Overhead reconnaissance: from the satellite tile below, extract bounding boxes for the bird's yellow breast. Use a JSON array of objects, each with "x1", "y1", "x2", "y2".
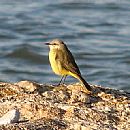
[{"x1": 49, "y1": 50, "x2": 69, "y2": 75}]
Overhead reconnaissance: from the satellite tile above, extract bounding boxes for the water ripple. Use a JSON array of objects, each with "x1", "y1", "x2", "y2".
[{"x1": 5, "y1": 44, "x2": 48, "y2": 64}]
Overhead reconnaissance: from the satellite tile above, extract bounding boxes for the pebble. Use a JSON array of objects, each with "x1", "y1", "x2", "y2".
[{"x1": 0, "y1": 108, "x2": 20, "y2": 125}]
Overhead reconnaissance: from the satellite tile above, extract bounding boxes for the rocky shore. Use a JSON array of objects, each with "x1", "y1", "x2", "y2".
[{"x1": 0, "y1": 80, "x2": 129, "y2": 130}]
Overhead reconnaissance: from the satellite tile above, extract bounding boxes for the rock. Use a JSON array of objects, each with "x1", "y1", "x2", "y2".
[
  {"x1": 0, "y1": 81, "x2": 129, "y2": 130},
  {"x1": 15, "y1": 80, "x2": 39, "y2": 92},
  {"x1": 0, "y1": 108, "x2": 20, "y2": 125}
]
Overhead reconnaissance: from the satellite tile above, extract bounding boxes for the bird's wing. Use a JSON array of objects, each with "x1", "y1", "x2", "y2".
[{"x1": 56, "y1": 48, "x2": 81, "y2": 76}]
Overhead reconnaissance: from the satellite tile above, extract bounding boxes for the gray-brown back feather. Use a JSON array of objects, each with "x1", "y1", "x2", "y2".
[{"x1": 55, "y1": 45, "x2": 81, "y2": 76}]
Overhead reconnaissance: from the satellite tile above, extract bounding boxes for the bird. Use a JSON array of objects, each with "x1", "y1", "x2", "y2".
[{"x1": 45, "y1": 39, "x2": 92, "y2": 91}]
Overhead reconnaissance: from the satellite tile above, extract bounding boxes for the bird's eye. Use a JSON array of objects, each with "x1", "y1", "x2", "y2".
[{"x1": 53, "y1": 43, "x2": 57, "y2": 45}]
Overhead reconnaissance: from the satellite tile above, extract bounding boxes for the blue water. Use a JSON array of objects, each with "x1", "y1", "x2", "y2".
[{"x1": 0, "y1": 0, "x2": 130, "y2": 92}]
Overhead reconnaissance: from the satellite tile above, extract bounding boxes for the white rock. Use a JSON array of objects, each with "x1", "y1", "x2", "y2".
[{"x1": 0, "y1": 109, "x2": 20, "y2": 125}]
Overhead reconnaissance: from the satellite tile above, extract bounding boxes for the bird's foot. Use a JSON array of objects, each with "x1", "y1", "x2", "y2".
[
  {"x1": 53, "y1": 83, "x2": 67, "y2": 91},
  {"x1": 57, "y1": 83, "x2": 67, "y2": 87}
]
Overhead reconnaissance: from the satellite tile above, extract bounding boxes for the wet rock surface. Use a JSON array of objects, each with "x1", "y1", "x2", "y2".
[{"x1": 0, "y1": 81, "x2": 129, "y2": 130}]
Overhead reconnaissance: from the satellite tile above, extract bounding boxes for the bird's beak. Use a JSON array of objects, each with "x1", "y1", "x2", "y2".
[{"x1": 44, "y1": 43, "x2": 50, "y2": 45}]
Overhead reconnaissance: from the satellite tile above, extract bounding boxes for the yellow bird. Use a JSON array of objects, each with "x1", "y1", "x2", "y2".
[{"x1": 45, "y1": 39, "x2": 91, "y2": 91}]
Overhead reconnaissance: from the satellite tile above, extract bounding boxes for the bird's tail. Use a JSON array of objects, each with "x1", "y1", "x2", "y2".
[{"x1": 78, "y1": 75, "x2": 92, "y2": 91}]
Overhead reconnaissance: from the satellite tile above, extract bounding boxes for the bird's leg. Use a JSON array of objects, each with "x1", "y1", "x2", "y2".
[
  {"x1": 62, "y1": 75, "x2": 67, "y2": 84},
  {"x1": 53, "y1": 75, "x2": 68, "y2": 91},
  {"x1": 58, "y1": 75, "x2": 65, "y2": 86}
]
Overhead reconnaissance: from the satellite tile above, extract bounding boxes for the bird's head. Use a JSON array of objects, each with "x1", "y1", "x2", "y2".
[{"x1": 45, "y1": 39, "x2": 66, "y2": 50}]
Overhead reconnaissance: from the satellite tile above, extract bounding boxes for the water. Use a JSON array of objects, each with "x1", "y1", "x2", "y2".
[{"x1": 0, "y1": 0, "x2": 130, "y2": 92}]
